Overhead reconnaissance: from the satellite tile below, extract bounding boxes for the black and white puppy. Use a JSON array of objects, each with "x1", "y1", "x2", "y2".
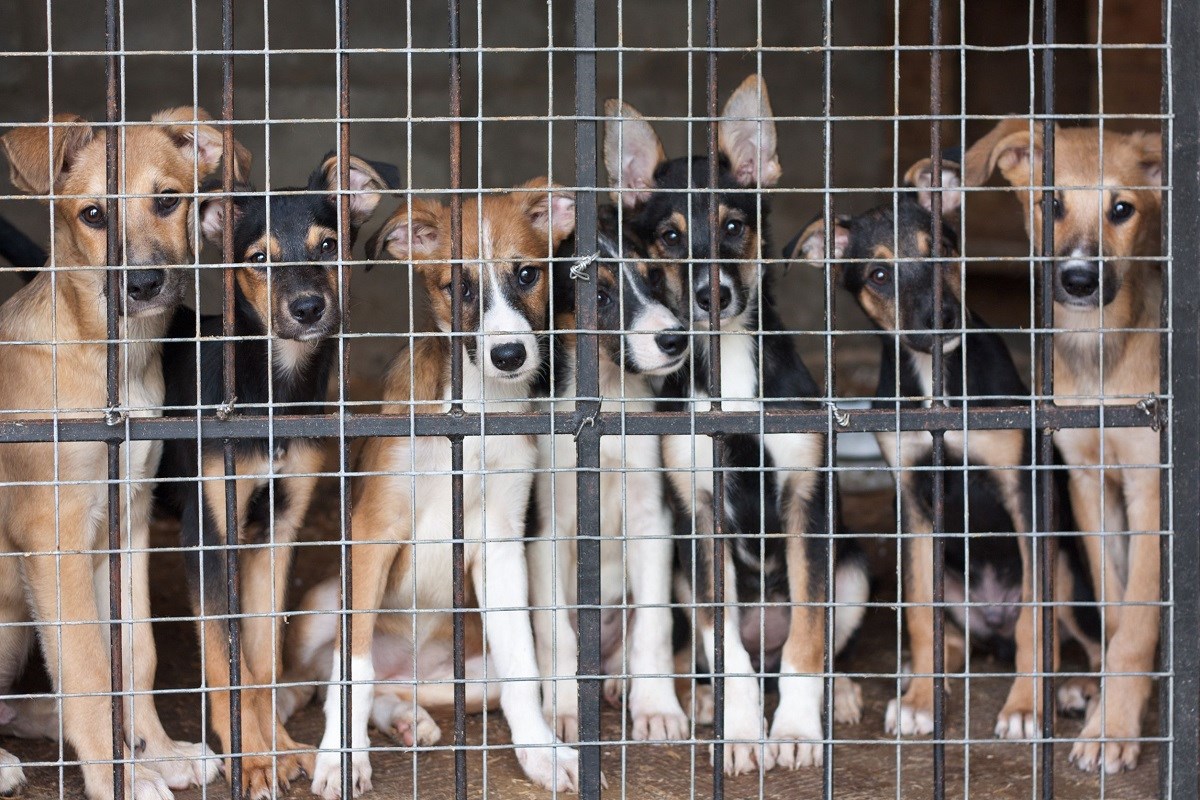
[{"x1": 605, "y1": 75, "x2": 869, "y2": 775}]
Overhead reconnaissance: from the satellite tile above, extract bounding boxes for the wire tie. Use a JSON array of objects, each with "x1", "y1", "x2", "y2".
[
  {"x1": 1136, "y1": 395, "x2": 1161, "y2": 432},
  {"x1": 825, "y1": 401, "x2": 850, "y2": 428},
  {"x1": 216, "y1": 397, "x2": 238, "y2": 421},
  {"x1": 569, "y1": 250, "x2": 599, "y2": 281},
  {"x1": 104, "y1": 407, "x2": 126, "y2": 427},
  {"x1": 573, "y1": 413, "x2": 596, "y2": 441}
]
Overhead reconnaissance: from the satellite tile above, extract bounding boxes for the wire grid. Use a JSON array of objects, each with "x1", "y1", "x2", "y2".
[{"x1": 0, "y1": 1, "x2": 1189, "y2": 799}]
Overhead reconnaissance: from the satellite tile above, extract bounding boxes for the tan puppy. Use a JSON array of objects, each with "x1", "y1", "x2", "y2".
[
  {"x1": 0, "y1": 108, "x2": 244, "y2": 800},
  {"x1": 966, "y1": 119, "x2": 1162, "y2": 774}
]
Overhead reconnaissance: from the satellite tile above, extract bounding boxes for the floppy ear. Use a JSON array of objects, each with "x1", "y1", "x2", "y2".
[
  {"x1": 1129, "y1": 131, "x2": 1163, "y2": 186},
  {"x1": 785, "y1": 215, "x2": 851, "y2": 265},
  {"x1": 367, "y1": 199, "x2": 445, "y2": 263},
  {"x1": 317, "y1": 153, "x2": 401, "y2": 229},
  {"x1": 962, "y1": 118, "x2": 1049, "y2": 188},
  {"x1": 1, "y1": 114, "x2": 94, "y2": 195},
  {"x1": 152, "y1": 106, "x2": 250, "y2": 182},
  {"x1": 198, "y1": 191, "x2": 249, "y2": 248},
  {"x1": 519, "y1": 177, "x2": 576, "y2": 250},
  {"x1": 718, "y1": 74, "x2": 782, "y2": 188},
  {"x1": 603, "y1": 99, "x2": 665, "y2": 209},
  {"x1": 904, "y1": 157, "x2": 963, "y2": 215}
]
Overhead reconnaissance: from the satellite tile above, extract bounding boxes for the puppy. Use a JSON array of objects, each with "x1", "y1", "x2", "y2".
[
  {"x1": 789, "y1": 158, "x2": 1101, "y2": 740},
  {"x1": 605, "y1": 75, "x2": 869, "y2": 775},
  {"x1": 527, "y1": 206, "x2": 690, "y2": 743},
  {"x1": 0, "y1": 108, "x2": 238, "y2": 800},
  {"x1": 155, "y1": 152, "x2": 396, "y2": 798},
  {"x1": 965, "y1": 119, "x2": 1163, "y2": 774},
  {"x1": 299, "y1": 179, "x2": 580, "y2": 797}
]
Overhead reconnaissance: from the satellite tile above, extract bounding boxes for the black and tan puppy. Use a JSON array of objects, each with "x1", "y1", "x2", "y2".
[
  {"x1": 605, "y1": 75, "x2": 869, "y2": 775},
  {"x1": 965, "y1": 120, "x2": 1163, "y2": 774},
  {"x1": 156, "y1": 152, "x2": 396, "y2": 799},
  {"x1": 790, "y1": 158, "x2": 1101, "y2": 742},
  {"x1": 0, "y1": 107, "x2": 241, "y2": 800}
]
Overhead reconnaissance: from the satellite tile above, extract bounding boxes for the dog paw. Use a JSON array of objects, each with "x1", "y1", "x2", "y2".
[
  {"x1": 0, "y1": 751, "x2": 24, "y2": 798},
  {"x1": 993, "y1": 708, "x2": 1038, "y2": 740},
  {"x1": 542, "y1": 678, "x2": 580, "y2": 743},
  {"x1": 1069, "y1": 716, "x2": 1142, "y2": 775},
  {"x1": 602, "y1": 677, "x2": 625, "y2": 708},
  {"x1": 714, "y1": 708, "x2": 771, "y2": 776},
  {"x1": 690, "y1": 684, "x2": 715, "y2": 726},
  {"x1": 768, "y1": 714, "x2": 823, "y2": 770},
  {"x1": 129, "y1": 769, "x2": 173, "y2": 800},
  {"x1": 240, "y1": 748, "x2": 313, "y2": 800},
  {"x1": 629, "y1": 679, "x2": 688, "y2": 741},
  {"x1": 380, "y1": 700, "x2": 442, "y2": 747},
  {"x1": 515, "y1": 744, "x2": 581, "y2": 792},
  {"x1": 311, "y1": 750, "x2": 372, "y2": 800},
  {"x1": 884, "y1": 698, "x2": 934, "y2": 736},
  {"x1": 141, "y1": 738, "x2": 219, "y2": 790},
  {"x1": 1057, "y1": 677, "x2": 1099, "y2": 719},
  {"x1": 833, "y1": 677, "x2": 863, "y2": 725}
]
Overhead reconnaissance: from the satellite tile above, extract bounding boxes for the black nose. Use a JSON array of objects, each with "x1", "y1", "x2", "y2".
[
  {"x1": 932, "y1": 303, "x2": 959, "y2": 332},
  {"x1": 655, "y1": 330, "x2": 687, "y2": 356},
  {"x1": 1060, "y1": 265, "x2": 1100, "y2": 297},
  {"x1": 490, "y1": 342, "x2": 527, "y2": 372},
  {"x1": 126, "y1": 269, "x2": 164, "y2": 302},
  {"x1": 289, "y1": 295, "x2": 327, "y2": 325},
  {"x1": 695, "y1": 284, "x2": 732, "y2": 311}
]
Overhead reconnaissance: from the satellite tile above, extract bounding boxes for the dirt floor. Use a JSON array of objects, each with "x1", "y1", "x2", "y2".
[{"x1": 4, "y1": 475, "x2": 1161, "y2": 800}]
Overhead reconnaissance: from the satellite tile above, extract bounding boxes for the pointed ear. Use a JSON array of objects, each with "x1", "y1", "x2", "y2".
[
  {"x1": 718, "y1": 74, "x2": 781, "y2": 188},
  {"x1": 367, "y1": 199, "x2": 445, "y2": 263},
  {"x1": 519, "y1": 177, "x2": 576, "y2": 250},
  {"x1": 1, "y1": 114, "x2": 94, "y2": 195},
  {"x1": 1129, "y1": 131, "x2": 1163, "y2": 186},
  {"x1": 152, "y1": 106, "x2": 252, "y2": 182},
  {"x1": 963, "y1": 118, "x2": 1047, "y2": 188},
  {"x1": 603, "y1": 99, "x2": 665, "y2": 209},
  {"x1": 318, "y1": 153, "x2": 401, "y2": 229},
  {"x1": 785, "y1": 215, "x2": 850, "y2": 264},
  {"x1": 904, "y1": 157, "x2": 963, "y2": 215}
]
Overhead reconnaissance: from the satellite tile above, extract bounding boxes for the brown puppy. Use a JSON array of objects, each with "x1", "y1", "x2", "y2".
[
  {"x1": 966, "y1": 120, "x2": 1162, "y2": 774},
  {"x1": 0, "y1": 109, "x2": 245, "y2": 799}
]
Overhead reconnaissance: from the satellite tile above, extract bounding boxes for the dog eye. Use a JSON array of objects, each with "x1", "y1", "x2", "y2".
[
  {"x1": 516, "y1": 265, "x2": 540, "y2": 287},
  {"x1": 320, "y1": 237, "x2": 338, "y2": 254},
  {"x1": 80, "y1": 205, "x2": 106, "y2": 228},
  {"x1": 155, "y1": 190, "x2": 180, "y2": 216},
  {"x1": 660, "y1": 228, "x2": 681, "y2": 247},
  {"x1": 1051, "y1": 197, "x2": 1065, "y2": 220},
  {"x1": 461, "y1": 280, "x2": 475, "y2": 301},
  {"x1": 1109, "y1": 200, "x2": 1136, "y2": 223},
  {"x1": 869, "y1": 267, "x2": 890, "y2": 286},
  {"x1": 724, "y1": 219, "x2": 744, "y2": 238},
  {"x1": 597, "y1": 288, "x2": 612, "y2": 308},
  {"x1": 248, "y1": 251, "x2": 268, "y2": 264}
]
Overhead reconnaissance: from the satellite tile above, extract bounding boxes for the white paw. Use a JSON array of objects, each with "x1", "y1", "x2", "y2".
[
  {"x1": 377, "y1": 698, "x2": 442, "y2": 747},
  {"x1": 311, "y1": 750, "x2": 372, "y2": 800},
  {"x1": 768, "y1": 710, "x2": 823, "y2": 770},
  {"x1": 130, "y1": 768, "x2": 173, "y2": 800},
  {"x1": 629, "y1": 680, "x2": 688, "y2": 741},
  {"x1": 994, "y1": 710, "x2": 1038, "y2": 740},
  {"x1": 141, "y1": 738, "x2": 219, "y2": 790},
  {"x1": 0, "y1": 751, "x2": 24, "y2": 797},
  {"x1": 716, "y1": 707, "x2": 771, "y2": 776},
  {"x1": 833, "y1": 677, "x2": 863, "y2": 725},
  {"x1": 1056, "y1": 677, "x2": 1099, "y2": 718},
  {"x1": 884, "y1": 698, "x2": 934, "y2": 736},
  {"x1": 542, "y1": 680, "x2": 580, "y2": 743},
  {"x1": 515, "y1": 743, "x2": 580, "y2": 792}
]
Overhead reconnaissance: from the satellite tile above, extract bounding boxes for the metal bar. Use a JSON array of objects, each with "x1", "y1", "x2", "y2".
[
  {"x1": 103, "y1": 1, "x2": 125, "y2": 796},
  {"x1": 219, "y1": 1, "x2": 242, "y2": 795},
  {"x1": 445, "y1": 0, "x2": 467, "y2": 794},
  {"x1": 573, "y1": 0, "x2": 603, "y2": 796}
]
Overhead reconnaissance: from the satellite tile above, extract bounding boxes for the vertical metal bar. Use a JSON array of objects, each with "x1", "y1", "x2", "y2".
[
  {"x1": 103, "y1": 1, "x2": 125, "y2": 796},
  {"x1": 219, "y1": 1, "x2": 242, "y2": 796},
  {"x1": 703, "y1": 4, "x2": 725, "y2": 800},
  {"x1": 445, "y1": 1, "x2": 467, "y2": 796},
  {"x1": 1168, "y1": 0, "x2": 1199, "y2": 794},
  {"x1": 927, "y1": 3, "x2": 946, "y2": 799},
  {"x1": 1037, "y1": 3, "x2": 1057, "y2": 795},
  {"x1": 573, "y1": 0, "x2": 602, "y2": 797}
]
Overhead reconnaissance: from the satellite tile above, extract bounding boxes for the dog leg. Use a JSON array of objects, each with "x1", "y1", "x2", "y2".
[
  {"x1": 527, "y1": 518, "x2": 580, "y2": 742},
  {"x1": 0, "y1": 560, "x2": 30, "y2": 797},
  {"x1": 770, "y1": 531, "x2": 825, "y2": 769},
  {"x1": 996, "y1": 535, "x2": 1058, "y2": 739}
]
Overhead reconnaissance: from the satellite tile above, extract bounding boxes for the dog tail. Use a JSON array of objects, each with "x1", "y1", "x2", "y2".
[
  {"x1": 832, "y1": 542, "x2": 871, "y2": 657},
  {"x1": 0, "y1": 214, "x2": 46, "y2": 283}
]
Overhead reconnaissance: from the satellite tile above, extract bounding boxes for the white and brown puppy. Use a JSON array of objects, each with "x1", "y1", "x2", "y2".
[
  {"x1": 966, "y1": 120, "x2": 1162, "y2": 774},
  {"x1": 0, "y1": 108, "x2": 244, "y2": 800},
  {"x1": 297, "y1": 179, "x2": 580, "y2": 798},
  {"x1": 528, "y1": 207, "x2": 690, "y2": 743}
]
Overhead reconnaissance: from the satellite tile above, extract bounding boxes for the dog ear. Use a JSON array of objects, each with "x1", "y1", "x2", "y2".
[
  {"x1": 316, "y1": 153, "x2": 401, "y2": 230},
  {"x1": 963, "y1": 118, "x2": 1048, "y2": 188},
  {"x1": 719, "y1": 74, "x2": 782, "y2": 188},
  {"x1": 1128, "y1": 131, "x2": 1163, "y2": 186},
  {"x1": 785, "y1": 215, "x2": 851, "y2": 265},
  {"x1": 1, "y1": 114, "x2": 94, "y2": 195},
  {"x1": 904, "y1": 157, "x2": 963, "y2": 215},
  {"x1": 367, "y1": 199, "x2": 445, "y2": 264},
  {"x1": 152, "y1": 106, "x2": 251, "y2": 182},
  {"x1": 603, "y1": 99, "x2": 665, "y2": 209},
  {"x1": 519, "y1": 177, "x2": 576, "y2": 251},
  {"x1": 198, "y1": 192, "x2": 247, "y2": 249}
]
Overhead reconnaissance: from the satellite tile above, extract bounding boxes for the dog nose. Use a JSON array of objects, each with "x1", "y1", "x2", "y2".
[
  {"x1": 695, "y1": 284, "x2": 731, "y2": 312},
  {"x1": 126, "y1": 269, "x2": 164, "y2": 302},
  {"x1": 289, "y1": 295, "x2": 327, "y2": 325},
  {"x1": 1059, "y1": 264, "x2": 1100, "y2": 297},
  {"x1": 935, "y1": 303, "x2": 959, "y2": 332},
  {"x1": 981, "y1": 606, "x2": 1010, "y2": 630},
  {"x1": 655, "y1": 330, "x2": 687, "y2": 357},
  {"x1": 490, "y1": 342, "x2": 527, "y2": 372}
]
